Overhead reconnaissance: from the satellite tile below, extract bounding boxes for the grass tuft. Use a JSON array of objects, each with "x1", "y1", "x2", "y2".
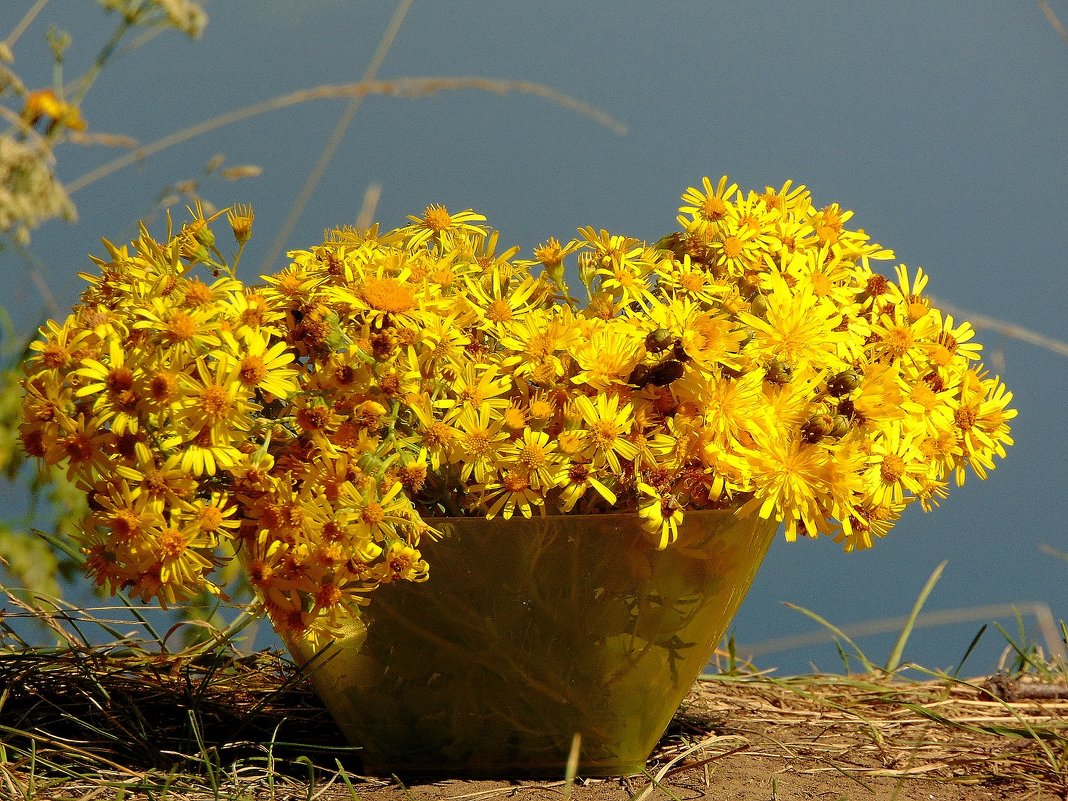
[{"x1": 0, "y1": 591, "x2": 1065, "y2": 799}]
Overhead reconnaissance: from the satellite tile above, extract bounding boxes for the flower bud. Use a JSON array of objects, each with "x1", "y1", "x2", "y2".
[
  {"x1": 827, "y1": 369, "x2": 861, "y2": 397},
  {"x1": 801, "y1": 414, "x2": 834, "y2": 443},
  {"x1": 764, "y1": 360, "x2": 792, "y2": 385},
  {"x1": 227, "y1": 204, "x2": 254, "y2": 245}
]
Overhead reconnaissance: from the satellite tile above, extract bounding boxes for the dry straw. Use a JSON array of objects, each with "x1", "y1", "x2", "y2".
[{"x1": 0, "y1": 594, "x2": 1065, "y2": 800}]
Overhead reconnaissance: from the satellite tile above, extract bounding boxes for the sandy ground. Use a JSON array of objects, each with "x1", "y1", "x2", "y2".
[
  {"x1": 2, "y1": 646, "x2": 1064, "y2": 800},
  {"x1": 333, "y1": 676, "x2": 1065, "y2": 801}
]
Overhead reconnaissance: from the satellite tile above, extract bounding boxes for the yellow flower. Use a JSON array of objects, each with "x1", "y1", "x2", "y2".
[
  {"x1": 28, "y1": 318, "x2": 93, "y2": 375},
  {"x1": 554, "y1": 459, "x2": 617, "y2": 513},
  {"x1": 222, "y1": 329, "x2": 299, "y2": 401},
  {"x1": 436, "y1": 363, "x2": 512, "y2": 423},
  {"x1": 739, "y1": 433, "x2": 828, "y2": 542},
  {"x1": 450, "y1": 406, "x2": 509, "y2": 483},
  {"x1": 499, "y1": 428, "x2": 561, "y2": 491},
  {"x1": 570, "y1": 324, "x2": 643, "y2": 391},
  {"x1": 45, "y1": 412, "x2": 113, "y2": 482},
  {"x1": 863, "y1": 426, "x2": 927, "y2": 507},
  {"x1": 678, "y1": 176, "x2": 739, "y2": 228},
  {"x1": 134, "y1": 297, "x2": 222, "y2": 357},
  {"x1": 226, "y1": 289, "x2": 286, "y2": 334},
  {"x1": 533, "y1": 236, "x2": 581, "y2": 290},
  {"x1": 835, "y1": 498, "x2": 909, "y2": 552},
  {"x1": 145, "y1": 520, "x2": 221, "y2": 607},
  {"x1": 72, "y1": 337, "x2": 145, "y2": 435},
  {"x1": 499, "y1": 307, "x2": 581, "y2": 381},
  {"x1": 401, "y1": 204, "x2": 487, "y2": 249},
  {"x1": 677, "y1": 306, "x2": 748, "y2": 373},
  {"x1": 868, "y1": 305, "x2": 940, "y2": 367},
  {"x1": 577, "y1": 227, "x2": 662, "y2": 311},
  {"x1": 657, "y1": 254, "x2": 724, "y2": 307},
  {"x1": 926, "y1": 312, "x2": 982, "y2": 368},
  {"x1": 682, "y1": 370, "x2": 764, "y2": 449},
  {"x1": 175, "y1": 357, "x2": 254, "y2": 444},
  {"x1": 114, "y1": 458, "x2": 198, "y2": 511},
  {"x1": 709, "y1": 221, "x2": 764, "y2": 276},
  {"x1": 477, "y1": 470, "x2": 544, "y2": 520},
  {"x1": 739, "y1": 275, "x2": 843, "y2": 369},
  {"x1": 375, "y1": 540, "x2": 429, "y2": 584},
  {"x1": 952, "y1": 370, "x2": 1016, "y2": 482},
  {"x1": 463, "y1": 272, "x2": 547, "y2": 331},
  {"x1": 187, "y1": 492, "x2": 240, "y2": 535},
  {"x1": 572, "y1": 394, "x2": 639, "y2": 474},
  {"x1": 22, "y1": 87, "x2": 87, "y2": 132},
  {"x1": 16, "y1": 179, "x2": 1018, "y2": 635},
  {"x1": 637, "y1": 483, "x2": 684, "y2": 549},
  {"x1": 892, "y1": 264, "x2": 933, "y2": 323}
]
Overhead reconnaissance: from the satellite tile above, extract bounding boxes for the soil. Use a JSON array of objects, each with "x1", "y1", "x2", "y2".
[
  {"x1": 332, "y1": 675, "x2": 1066, "y2": 801},
  {"x1": 2, "y1": 647, "x2": 1064, "y2": 800}
]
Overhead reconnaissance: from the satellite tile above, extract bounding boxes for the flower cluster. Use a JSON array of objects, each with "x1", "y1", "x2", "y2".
[{"x1": 20, "y1": 177, "x2": 1015, "y2": 642}]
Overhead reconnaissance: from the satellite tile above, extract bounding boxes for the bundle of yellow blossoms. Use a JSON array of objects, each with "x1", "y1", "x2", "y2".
[{"x1": 19, "y1": 177, "x2": 1016, "y2": 642}]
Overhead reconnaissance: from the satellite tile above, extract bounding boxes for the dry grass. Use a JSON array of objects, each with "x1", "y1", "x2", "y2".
[{"x1": 0, "y1": 595, "x2": 1065, "y2": 801}]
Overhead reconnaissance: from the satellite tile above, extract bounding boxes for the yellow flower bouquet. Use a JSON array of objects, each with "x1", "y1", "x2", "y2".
[{"x1": 19, "y1": 177, "x2": 1016, "y2": 775}]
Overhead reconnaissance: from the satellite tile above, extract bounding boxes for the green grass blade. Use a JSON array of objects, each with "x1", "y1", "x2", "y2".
[
  {"x1": 952, "y1": 623, "x2": 988, "y2": 677},
  {"x1": 885, "y1": 560, "x2": 946, "y2": 673},
  {"x1": 334, "y1": 760, "x2": 362, "y2": 800},
  {"x1": 783, "y1": 602, "x2": 875, "y2": 673}
]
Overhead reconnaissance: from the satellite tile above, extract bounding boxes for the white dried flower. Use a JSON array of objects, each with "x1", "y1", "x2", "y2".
[
  {"x1": 97, "y1": 0, "x2": 208, "y2": 39},
  {"x1": 0, "y1": 136, "x2": 77, "y2": 245}
]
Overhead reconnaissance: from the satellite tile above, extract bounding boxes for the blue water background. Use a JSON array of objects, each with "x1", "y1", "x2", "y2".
[{"x1": 2, "y1": 2, "x2": 1065, "y2": 675}]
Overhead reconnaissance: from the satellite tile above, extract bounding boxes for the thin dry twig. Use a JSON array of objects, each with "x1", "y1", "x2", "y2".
[
  {"x1": 1040, "y1": 0, "x2": 1068, "y2": 44},
  {"x1": 66, "y1": 77, "x2": 627, "y2": 196},
  {"x1": 263, "y1": 0, "x2": 414, "y2": 274},
  {"x1": 932, "y1": 295, "x2": 1068, "y2": 359},
  {"x1": 2, "y1": 0, "x2": 50, "y2": 52}
]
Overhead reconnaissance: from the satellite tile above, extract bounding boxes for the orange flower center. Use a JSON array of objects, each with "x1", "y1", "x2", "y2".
[
  {"x1": 63, "y1": 432, "x2": 93, "y2": 462},
  {"x1": 239, "y1": 355, "x2": 267, "y2": 386},
  {"x1": 42, "y1": 343, "x2": 69, "y2": 369},
  {"x1": 722, "y1": 236, "x2": 744, "y2": 259},
  {"x1": 422, "y1": 421, "x2": 453, "y2": 448},
  {"x1": 166, "y1": 312, "x2": 197, "y2": 342},
  {"x1": 106, "y1": 367, "x2": 134, "y2": 394},
  {"x1": 954, "y1": 406, "x2": 978, "y2": 431},
  {"x1": 361, "y1": 502, "x2": 385, "y2": 526},
  {"x1": 149, "y1": 372, "x2": 177, "y2": 403},
  {"x1": 200, "y1": 385, "x2": 231, "y2": 418},
  {"x1": 486, "y1": 299, "x2": 514, "y2": 323},
  {"x1": 816, "y1": 225, "x2": 840, "y2": 246},
  {"x1": 316, "y1": 584, "x2": 343, "y2": 608},
  {"x1": 159, "y1": 528, "x2": 187, "y2": 558},
  {"x1": 360, "y1": 277, "x2": 416, "y2": 313},
  {"x1": 422, "y1": 204, "x2": 452, "y2": 231},
  {"x1": 502, "y1": 472, "x2": 530, "y2": 492},
  {"x1": 701, "y1": 196, "x2": 727, "y2": 221},
  {"x1": 589, "y1": 420, "x2": 621, "y2": 448},
  {"x1": 196, "y1": 506, "x2": 225, "y2": 532},
  {"x1": 111, "y1": 509, "x2": 141, "y2": 540},
  {"x1": 518, "y1": 441, "x2": 548, "y2": 471},
  {"x1": 679, "y1": 273, "x2": 705, "y2": 293},
  {"x1": 183, "y1": 279, "x2": 214, "y2": 308},
  {"x1": 296, "y1": 406, "x2": 331, "y2": 431},
  {"x1": 880, "y1": 454, "x2": 905, "y2": 484},
  {"x1": 465, "y1": 429, "x2": 491, "y2": 458},
  {"x1": 866, "y1": 274, "x2": 889, "y2": 296},
  {"x1": 882, "y1": 326, "x2": 914, "y2": 358}
]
